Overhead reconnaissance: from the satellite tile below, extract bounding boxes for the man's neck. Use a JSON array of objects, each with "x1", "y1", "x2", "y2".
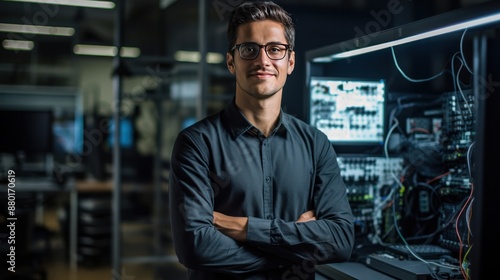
[{"x1": 235, "y1": 94, "x2": 281, "y2": 137}]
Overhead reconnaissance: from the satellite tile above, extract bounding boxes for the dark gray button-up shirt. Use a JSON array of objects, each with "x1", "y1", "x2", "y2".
[{"x1": 169, "y1": 99, "x2": 355, "y2": 279}]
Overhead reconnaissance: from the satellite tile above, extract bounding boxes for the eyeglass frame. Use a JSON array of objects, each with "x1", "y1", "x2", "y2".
[{"x1": 230, "y1": 42, "x2": 291, "y2": 60}]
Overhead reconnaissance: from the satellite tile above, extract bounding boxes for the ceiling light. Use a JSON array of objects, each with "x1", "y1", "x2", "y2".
[
  {"x1": 4, "y1": 0, "x2": 115, "y2": 9},
  {"x1": 174, "y1": 50, "x2": 200, "y2": 63},
  {"x1": 206, "y1": 53, "x2": 224, "y2": 64},
  {"x1": 330, "y1": 13, "x2": 500, "y2": 60},
  {"x1": 174, "y1": 50, "x2": 224, "y2": 64},
  {"x1": 120, "y1": 47, "x2": 141, "y2": 58},
  {"x1": 311, "y1": 7, "x2": 500, "y2": 63},
  {"x1": 2, "y1": 39, "x2": 34, "y2": 51},
  {"x1": 73, "y1": 44, "x2": 141, "y2": 58},
  {"x1": 0, "y1": 23, "x2": 74, "y2": 36}
]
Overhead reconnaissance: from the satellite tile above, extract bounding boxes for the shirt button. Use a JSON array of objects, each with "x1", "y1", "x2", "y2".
[{"x1": 265, "y1": 176, "x2": 271, "y2": 183}]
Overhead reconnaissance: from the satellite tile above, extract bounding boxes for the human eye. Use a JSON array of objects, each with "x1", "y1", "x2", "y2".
[
  {"x1": 267, "y1": 45, "x2": 283, "y2": 54},
  {"x1": 241, "y1": 44, "x2": 258, "y2": 54}
]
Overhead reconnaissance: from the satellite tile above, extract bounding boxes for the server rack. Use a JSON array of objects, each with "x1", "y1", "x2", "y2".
[{"x1": 306, "y1": 2, "x2": 500, "y2": 279}]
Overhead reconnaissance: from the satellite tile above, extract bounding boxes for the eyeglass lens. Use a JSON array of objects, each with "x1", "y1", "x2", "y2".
[{"x1": 238, "y1": 43, "x2": 288, "y2": 60}]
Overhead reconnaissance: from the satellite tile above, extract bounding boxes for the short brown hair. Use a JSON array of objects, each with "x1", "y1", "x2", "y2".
[{"x1": 227, "y1": 1, "x2": 295, "y2": 53}]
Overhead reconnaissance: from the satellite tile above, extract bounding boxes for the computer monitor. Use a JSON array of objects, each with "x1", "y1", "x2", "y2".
[
  {"x1": 53, "y1": 114, "x2": 84, "y2": 155},
  {"x1": 0, "y1": 109, "x2": 54, "y2": 154},
  {"x1": 108, "y1": 117, "x2": 134, "y2": 149},
  {"x1": 309, "y1": 77, "x2": 386, "y2": 154}
]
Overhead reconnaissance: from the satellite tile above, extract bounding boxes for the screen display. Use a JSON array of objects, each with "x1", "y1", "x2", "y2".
[
  {"x1": 309, "y1": 77, "x2": 385, "y2": 144},
  {"x1": 108, "y1": 117, "x2": 134, "y2": 149},
  {"x1": 53, "y1": 115, "x2": 83, "y2": 155}
]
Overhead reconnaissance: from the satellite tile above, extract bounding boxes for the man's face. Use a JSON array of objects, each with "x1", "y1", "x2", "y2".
[{"x1": 227, "y1": 20, "x2": 295, "y2": 100}]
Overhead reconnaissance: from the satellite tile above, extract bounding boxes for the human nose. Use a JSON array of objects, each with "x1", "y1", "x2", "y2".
[{"x1": 255, "y1": 46, "x2": 270, "y2": 64}]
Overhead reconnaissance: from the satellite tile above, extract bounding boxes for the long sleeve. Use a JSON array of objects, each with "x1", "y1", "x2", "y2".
[
  {"x1": 245, "y1": 135, "x2": 355, "y2": 264},
  {"x1": 168, "y1": 102, "x2": 355, "y2": 279},
  {"x1": 169, "y1": 131, "x2": 292, "y2": 275}
]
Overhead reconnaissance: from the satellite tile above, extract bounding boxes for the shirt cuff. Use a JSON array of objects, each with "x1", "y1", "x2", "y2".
[{"x1": 246, "y1": 216, "x2": 272, "y2": 245}]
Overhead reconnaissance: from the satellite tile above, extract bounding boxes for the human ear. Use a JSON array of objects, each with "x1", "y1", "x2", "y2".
[
  {"x1": 287, "y1": 51, "x2": 295, "y2": 75},
  {"x1": 227, "y1": 53, "x2": 235, "y2": 74}
]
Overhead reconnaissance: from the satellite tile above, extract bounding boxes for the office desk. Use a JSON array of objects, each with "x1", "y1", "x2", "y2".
[
  {"x1": 3, "y1": 177, "x2": 76, "y2": 277},
  {"x1": 4, "y1": 176, "x2": 163, "y2": 278},
  {"x1": 4, "y1": 178, "x2": 113, "y2": 280},
  {"x1": 6, "y1": 177, "x2": 73, "y2": 221}
]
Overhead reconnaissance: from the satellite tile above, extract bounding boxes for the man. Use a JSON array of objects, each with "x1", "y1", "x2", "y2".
[{"x1": 169, "y1": 1, "x2": 355, "y2": 279}]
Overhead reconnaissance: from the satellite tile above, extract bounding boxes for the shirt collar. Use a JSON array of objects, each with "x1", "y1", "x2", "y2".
[{"x1": 224, "y1": 98, "x2": 289, "y2": 139}]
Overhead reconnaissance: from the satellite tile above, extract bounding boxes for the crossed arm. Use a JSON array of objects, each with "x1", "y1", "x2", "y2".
[
  {"x1": 213, "y1": 210, "x2": 316, "y2": 242},
  {"x1": 170, "y1": 130, "x2": 355, "y2": 273}
]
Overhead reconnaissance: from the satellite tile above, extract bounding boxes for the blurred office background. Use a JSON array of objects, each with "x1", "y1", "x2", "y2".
[{"x1": 0, "y1": 0, "x2": 490, "y2": 279}]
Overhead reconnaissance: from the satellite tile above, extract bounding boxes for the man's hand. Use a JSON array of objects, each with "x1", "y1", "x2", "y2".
[
  {"x1": 213, "y1": 211, "x2": 248, "y2": 242},
  {"x1": 296, "y1": 210, "x2": 316, "y2": 223}
]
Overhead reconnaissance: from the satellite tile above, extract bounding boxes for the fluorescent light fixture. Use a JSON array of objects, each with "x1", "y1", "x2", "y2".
[
  {"x1": 320, "y1": 12, "x2": 500, "y2": 62},
  {"x1": 175, "y1": 50, "x2": 200, "y2": 63},
  {"x1": 2, "y1": 39, "x2": 34, "y2": 51},
  {"x1": 0, "y1": 23, "x2": 74, "y2": 36},
  {"x1": 174, "y1": 50, "x2": 225, "y2": 64},
  {"x1": 73, "y1": 44, "x2": 141, "y2": 58},
  {"x1": 4, "y1": 0, "x2": 115, "y2": 9},
  {"x1": 120, "y1": 47, "x2": 141, "y2": 58},
  {"x1": 206, "y1": 53, "x2": 225, "y2": 64}
]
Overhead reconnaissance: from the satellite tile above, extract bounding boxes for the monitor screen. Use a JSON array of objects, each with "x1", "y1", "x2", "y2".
[
  {"x1": 309, "y1": 77, "x2": 386, "y2": 148},
  {"x1": 108, "y1": 117, "x2": 134, "y2": 149},
  {"x1": 53, "y1": 114, "x2": 84, "y2": 155},
  {"x1": 0, "y1": 109, "x2": 54, "y2": 153}
]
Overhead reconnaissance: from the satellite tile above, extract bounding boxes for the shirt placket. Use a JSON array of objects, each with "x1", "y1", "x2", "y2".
[{"x1": 261, "y1": 137, "x2": 274, "y2": 220}]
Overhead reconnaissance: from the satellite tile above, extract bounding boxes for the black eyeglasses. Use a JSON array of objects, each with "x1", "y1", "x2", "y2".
[{"x1": 231, "y1": 43, "x2": 290, "y2": 60}]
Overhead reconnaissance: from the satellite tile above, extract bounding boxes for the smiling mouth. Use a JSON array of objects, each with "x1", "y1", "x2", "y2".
[{"x1": 251, "y1": 72, "x2": 274, "y2": 79}]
